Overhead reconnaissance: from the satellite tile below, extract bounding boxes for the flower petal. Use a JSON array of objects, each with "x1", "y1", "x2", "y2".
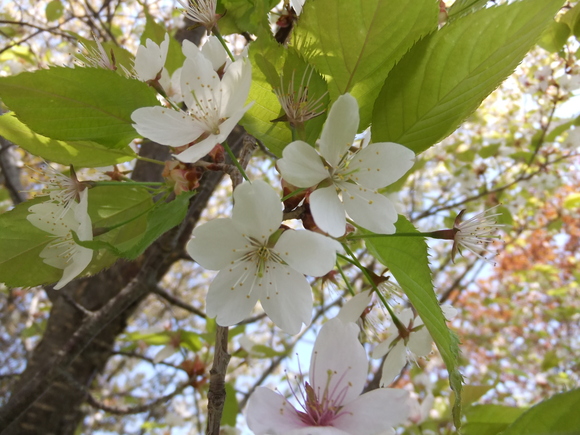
[
  {"x1": 408, "y1": 327, "x2": 433, "y2": 358},
  {"x1": 201, "y1": 36, "x2": 228, "y2": 72},
  {"x1": 275, "y1": 230, "x2": 340, "y2": 277},
  {"x1": 348, "y1": 142, "x2": 415, "y2": 189},
  {"x1": 173, "y1": 134, "x2": 220, "y2": 164},
  {"x1": 309, "y1": 185, "x2": 346, "y2": 237},
  {"x1": 259, "y1": 265, "x2": 312, "y2": 334},
  {"x1": 246, "y1": 387, "x2": 306, "y2": 434},
  {"x1": 134, "y1": 34, "x2": 169, "y2": 82},
  {"x1": 187, "y1": 218, "x2": 249, "y2": 270},
  {"x1": 232, "y1": 180, "x2": 282, "y2": 240},
  {"x1": 205, "y1": 262, "x2": 261, "y2": 326},
  {"x1": 332, "y1": 388, "x2": 412, "y2": 433},
  {"x1": 277, "y1": 141, "x2": 329, "y2": 188},
  {"x1": 132, "y1": 106, "x2": 205, "y2": 146},
  {"x1": 220, "y1": 57, "x2": 252, "y2": 118},
  {"x1": 310, "y1": 318, "x2": 367, "y2": 404},
  {"x1": 214, "y1": 103, "x2": 254, "y2": 144},
  {"x1": 341, "y1": 183, "x2": 397, "y2": 234},
  {"x1": 27, "y1": 201, "x2": 76, "y2": 237},
  {"x1": 180, "y1": 56, "x2": 221, "y2": 111},
  {"x1": 336, "y1": 290, "x2": 373, "y2": 324},
  {"x1": 380, "y1": 340, "x2": 407, "y2": 386},
  {"x1": 319, "y1": 94, "x2": 359, "y2": 167}
]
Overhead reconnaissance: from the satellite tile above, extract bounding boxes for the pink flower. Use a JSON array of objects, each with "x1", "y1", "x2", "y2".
[{"x1": 245, "y1": 318, "x2": 412, "y2": 434}]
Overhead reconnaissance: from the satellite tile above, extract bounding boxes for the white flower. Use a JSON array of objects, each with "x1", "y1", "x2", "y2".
[
  {"x1": 182, "y1": 37, "x2": 228, "y2": 72},
  {"x1": 451, "y1": 205, "x2": 504, "y2": 264},
  {"x1": 186, "y1": 180, "x2": 340, "y2": 334},
  {"x1": 245, "y1": 317, "x2": 412, "y2": 434},
  {"x1": 558, "y1": 74, "x2": 580, "y2": 93},
  {"x1": 39, "y1": 163, "x2": 85, "y2": 213},
  {"x1": 134, "y1": 34, "x2": 170, "y2": 82},
  {"x1": 27, "y1": 189, "x2": 93, "y2": 290},
  {"x1": 78, "y1": 34, "x2": 116, "y2": 70},
  {"x1": 372, "y1": 306, "x2": 457, "y2": 387},
  {"x1": 131, "y1": 40, "x2": 252, "y2": 164},
  {"x1": 273, "y1": 66, "x2": 327, "y2": 127},
  {"x1": 290, "y1": 0, "x2": 305, "y2": 15},
  {"x1": 277, "y1": 94, "x2": 415, "y2": 237},
  {"x1": 177, "y1": 0, "x2": 219, "y2": 31},
  {"x1": 159, "y1": 67, "x2": 183, "y2": 103}
]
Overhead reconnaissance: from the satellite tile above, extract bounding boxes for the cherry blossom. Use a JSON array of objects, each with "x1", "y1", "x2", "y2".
[
  {"x1": 372, "y1": 305, "x2": 457, "y2": 387},
  {"x1": 26, "y1": 189, "x2": 93, "y2": 290},
  {"x1": 245, "y1": 317, "x2": 412, "y2": 434},
  {"x1": 176, "y1": 0, "x2": 219, "y2": 32},
  {"x1": 277, "y1": 93, "x2": 415, "y2": 237},
  {"x1": 186, "y1": 180, "x2": 340, "y2": 334},
  {"x1": 131, "y1": 38, "x2": 252, "y2": 164},
  {"x1": 133, "y1": 34, "x2": 169, "y2": 82}
]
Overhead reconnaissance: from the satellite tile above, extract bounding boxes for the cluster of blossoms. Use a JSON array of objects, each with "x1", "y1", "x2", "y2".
[{"x1": 25, "y1": 5, "x2": 506, "y2": 431}]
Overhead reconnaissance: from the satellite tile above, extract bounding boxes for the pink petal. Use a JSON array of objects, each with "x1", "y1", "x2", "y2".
[
  {"x1": 245, "y1": 387, "x2": 305, "y2": 434},
  {"x1": 310, "y1": 318, "x2": 367, "y2": 405},
  {"x1": 332, "y1": 388, "x2": 412, "y2": 433}
]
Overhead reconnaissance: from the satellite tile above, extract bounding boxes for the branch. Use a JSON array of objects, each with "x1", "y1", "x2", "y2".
[
  {"x1": 151, "y1": 285, "x2": 206, "y2": 318},
  {"x1": 206, "y1": 325, "x2": 230, "y2": 435},
  {"x1": 61, "y1": 369, "x2": 189, "y2": 415},
  {"x1": 0, "y1": 137, "x2": 25, "y2": 204}
]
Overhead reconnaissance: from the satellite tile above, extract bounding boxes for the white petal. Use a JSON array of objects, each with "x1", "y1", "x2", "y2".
[
  {"x1": 310, "y1": 318, "x2": 367, "y2": 405},
  {"x1": 442, "y1": 304, "x2": 458, "y2": 321},
  {"x1": 336, "y1": 290, "x2": 373, "y2": 324},
  {"x1": 187, "y1": 218, "x2": 249, "y2": 270},
  {"x1": 332, "y1": 388, "x2": 412, "y2": 433},
  {"x1": 201, "y1": 36, "x2": 228, "y2": 71},
  {"x1": 275, "y1": 230, "x2": 340, "y2": 277},
  {"x1": 75, "y1": 189, "x2": 92, "y2": 241},
  {"x1": 319, "y1": 94, "x2": 359, "y2": 167},
  {"x1": 408, "y1": 327, "x2": 433, "y2": 358},
  {"x1": 45, "y1": 242, "x2": 93, "y2": 290},
  {"x1": 232, "y1": 180, "x2": 282, "y2": 241},
  {"x1": 213, "y1": 103, "x2": 253, "y2": 144},
  {"x1": 371, "y1": 330, "x2": 397, "y2": 359},
  {"x1": 153, "y1": 344, "x2": 177, "y2": 363},
  {"x1": 132, "y1": 106, "x2": 205, "y2": 146},
  {"x1": 173, "y1": 134, "x2": 219, "y2": 163},
  {"x1": 180, "y1": 56, "x2": 221, "y2": 112},
  {"x1": 277, "y1": 141, "x2": 329, "y2": 188},
  {"x1": 348, "y1": 142, "x2": 415, "y2": 189},
  {"x1": 205, "y1": 263, "x2": 261, "y2": 326},
  {"x1": 28, "y1": 201, "x2": 76, "y2": 237},
  {"x1": 220, "y1": 57, "x2": 252, "y2": 118},
  {"x1": 309, "y1": 185, "x2": 346, "y2": 237},
  {"x1": 134, "y1": 34, "x2": 169, "y2": 81},
  {"x1": 245, "y1": 387, "x2": 305, "y2": 434},
  {"x1": 341, "y1": 183, "x2": 398, "y2": 234},
  {"x1": 380, "y1": 340, "x2": 407, "y2": 386},
  {"x1": 285, "y1": 429, "x2": 349, "y2": 435},
  {"x1": 259, "y1": 265, "x2": 312, "y2": 335}
]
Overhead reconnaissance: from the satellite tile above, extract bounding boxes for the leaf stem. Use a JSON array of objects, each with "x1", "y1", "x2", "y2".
[
  {"x1": 212, "y1": 29, "x2": 235, "y2": 62},
  {"x1": 223, "y1": 141, "x2": 249, "y2": 182},
  {"x1": 136, "y1": 155, "x2": 166, "y2": 166}
]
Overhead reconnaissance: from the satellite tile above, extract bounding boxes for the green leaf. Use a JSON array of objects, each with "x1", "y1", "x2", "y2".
[
  {"x1": 0, "y1": 112, "x2": 136, "y2": 167},
  {"x1": 372, "y1": 0, "x2": 565, "y2": 155},
  {"x1": 221, "y1": 0, "x2": 277, "y2": 36},
  {"x1": 538, "y1": 21, "x2": 571, "y2": 53},
  {"x1": 561, "y1": 2, "x2": 580, "y2": 38},
  {"x1": 45, "y1": 0, "x2": 64, "y2": 21},
  {"x1": 0, "y1": 196, "x2": 62, "y2": 287},
  {"x1": 0, "y1": 67, "x2": 158, "y2": 148},
  {"x1": 364, "y1": 216, "x2": 463, "y2": 428},
  {"x1": 500, "y1": 388, "x2": 580, "y2": 435},
  {"x1": 222, "y1": 383, "x2": 239, "y2": 427},
  {"x1": 563, "y1": 193, "x2": 580, "y2": 209},
  {"x1": 447, "y1": 0, "x2": 489, "y2": 21},
  {"x1": 141, "y1": 13, "x2": 184, "y2": 75},
  {"x1": 464, "y1": 404, "x2": 526, "y2": 435},
  {"x1": 294, "y1": 0, "x2": 438, "y2": 128},
  {"x1": 120, "y1": 191, "x2": 195, "y2": 260}
]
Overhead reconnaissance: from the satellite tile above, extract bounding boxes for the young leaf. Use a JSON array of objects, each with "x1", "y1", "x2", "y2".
[
  {"x1": 0, "y1": 67, "x2": 158, "y2": 148},
  {"x1": 364, "y1": 216, "x2": 463, "y2": 428},
  {"x1": 463, "y1": 404, "x2": 526, "y2": 435},
  {"x1": 0, "y1": 112, "x2": 136, "y2": 168},
  {"x1": 500, "y1": 388, "x2": 580, "y2": 435},
  {"x1": 294, "y1": 0, "x2": 438, "y2": 128},
  {"x1": 372, "y1": 0, "x2": 566, "y2": 155},
  {"x1": 120, "y1": 191, "x2": 196, "y2": 260}
]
